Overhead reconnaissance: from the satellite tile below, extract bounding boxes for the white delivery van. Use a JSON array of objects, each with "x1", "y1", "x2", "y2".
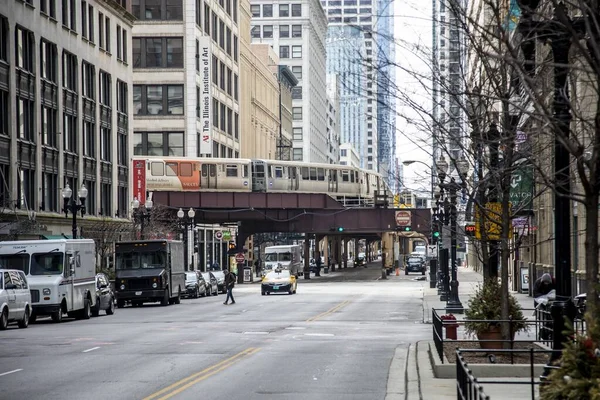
[
  {"x1": 264, "y1": 245, "x2": 303, "y2": 277},
  {"x1": 0, "y1": 239, "x2": 97, "y2": 323}
]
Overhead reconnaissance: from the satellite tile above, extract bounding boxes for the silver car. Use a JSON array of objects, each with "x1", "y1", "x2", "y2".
[
  {"x1": 201, "y1": 272, "x2": 219, "y2": 296},
  {"x1": 0, "y1": 269, "x2": 32, "y2": 329}
]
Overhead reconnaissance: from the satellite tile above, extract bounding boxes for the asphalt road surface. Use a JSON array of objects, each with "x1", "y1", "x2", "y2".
[{"x1": 0, "y1": 266, "x2": 429, "y2": 400}]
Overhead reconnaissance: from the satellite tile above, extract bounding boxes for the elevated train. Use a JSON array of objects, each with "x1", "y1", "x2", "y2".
[{"x1": 133, "y1": 156, "x2": 392, "y2": 205}]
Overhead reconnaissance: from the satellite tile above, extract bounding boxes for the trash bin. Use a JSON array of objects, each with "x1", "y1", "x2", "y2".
[
  {"x1": 324, "y1": 266, "x2": 329, "y2": 274},
  {"x1": 243, "y1": 267, "x2": 253, "y2": 283},
  {"x1": 441, "y1": 314, "x2": 458, "y2": 340}
]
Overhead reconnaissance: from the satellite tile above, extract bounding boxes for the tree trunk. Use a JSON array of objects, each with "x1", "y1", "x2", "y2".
[{"x1": 584, "y1": 194, "x2": 599, "y2": 319}]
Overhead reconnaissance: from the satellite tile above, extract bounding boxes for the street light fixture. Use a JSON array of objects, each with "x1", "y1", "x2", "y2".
[
  {"x1": 62, "y1": 183, "x2": 88, "y2": 239},
  {"x1": 178, "y1": 208, "x2": 196, "y2": 271},
  {"x1": 131, "y1": 196, "x2": 153, "y2": 239}
]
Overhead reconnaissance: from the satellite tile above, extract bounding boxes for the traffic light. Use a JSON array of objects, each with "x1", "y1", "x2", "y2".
[
  {"x1": 228, "y1": 240, "x2": 236, "y2": 254},
  {"x1": 337, "y1": 227, "x2": 344, "y2": 232},
  {"x1": 403, "y1": 226, "x2": 412, "y2": 232},
  {"x1": 330, "y1": 227, "x2": 345, "y2": 232}
]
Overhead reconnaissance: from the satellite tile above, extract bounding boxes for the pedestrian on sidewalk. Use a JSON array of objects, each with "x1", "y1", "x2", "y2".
[
  {"x1": 315, "y1": 256, "x2": 322, "y2": 277},
  {"x1": 533, "y1": 273, "x2": 555, "y2": 308},
  {"x1": 223, "y1": 269, "x2": 236, "y2": 305}
]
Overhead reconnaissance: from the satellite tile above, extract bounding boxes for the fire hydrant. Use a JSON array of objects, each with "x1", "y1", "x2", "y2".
[{"x1": 441, "y1": 314, "x2": 459, "y2": 340}]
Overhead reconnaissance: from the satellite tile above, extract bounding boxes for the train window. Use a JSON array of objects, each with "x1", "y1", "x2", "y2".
[
  {"x1": 180, "y1": 163, "x2": 193, "y2": 177},
  {"x1": 166, "y1": 162, "x2": 178, "y2": 176},
  {"x1": 226, "y1": 165, "x2": 238, "y2": 177},
  {"x1": 274, "y1": 166, "x2": 283, "y2": 178},
  {"x1": 317, "y1": 168, "x2": 325, "y2": 181},
  {"x1": 309, "y1": 167, "x2": 317, "y2": 181},
  {"x1": 243, "y1": 165, "x2": 248, "y2": 178},
  {"x1": 301, "y1": 167, "x2": 309, "y2": 180},
  {"x1": 341, "y1": 170, "x2": 349, "y2": 182},
  {"x1": 209, "y1": 164, "x2": 216, "y2": 177},
  {"x1": 355, "y1": 172, "x2": 359, "y2": 182},
  {"x1": 201, "y1": 165, "x2": 208, "y2": 177},
  {"x1": 151, "y1": 162, "x2": 165, "y2": 176},
  {"x1": 350, "y1": 172, "x2": 355, "y2": 183}
]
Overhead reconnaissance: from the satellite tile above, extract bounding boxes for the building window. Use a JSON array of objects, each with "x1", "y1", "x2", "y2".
[
  {"x1": 100, "y1": 183, "x2": 112, "y2": 216},
  {"x1": 117, "y1": 25, "x2": 122, "y2": 60},
  {"x1": 212, "y1": 99, "x2": 219, "y2": 128},
  {"x1": 292, "y1": 86, "x2": 302, "y2": 100},
  {"x1": 117, "y1": 132, "x2": 127, "y2": 165},
  {"x1": 63, "y1": 51, "x2": 78, "y2": 91},
  {"x1": 88, "y1": 4, "x2": 95, "y2": 43},
  {"x1": 0, "y1": 16, "x2": 7, "y2": 62},
  {"x1": 234, "y1": 74, "x2": 238, "y2": 100},
  {"x1": 279, "y1": 45, "x2": 289, "y2": 59},
  {"x1": 233, "y1": 0, "x2": 237, "y2": 22},
  {"x1": 17, "y1": 168, "x2": 35, "y2": 210},
  {"x1": 41, "y1": 0, "x2": 57, "y2": 18},
  {"x1": 251, "y1": 4, "x2": 259, "y2": 17},
  {"x1": 291, "y1": 3, "x2": 301, "y2": 16},
  {"x1": 234, "y1": 112, "x2": 239, "y2": 139},
  {"x1": 204, "y1": 3, "x2": 210, "y2": 35},
  {"x1": 251, "y1": 26, "x2": 260, "y2": 39},
  {"x1": 212, "y1": 55, "x2": 218, "y2": 84},
  {"x1": 292, "y1": 148, "x2": 302, "y2": 161},
  {"x1": 63, "y1": 113, "x2": 77, "y2": 152},
  {"x1": 226, "y1": 28, "x2": 232, "y2": 55},
  {"x1": 134, "y1": 131, "x2": 184, "y2": 156},
  {"x1": 220, "y1": 103, "x2": 225, "y2": 131},
  {"x1": 227, "y1": 108, "x2": 233, "y2": 135},
  {"x1": 292, "y1": 107, "x2": 302, "y2": 120},
  {"x1": 41, "y1": 172, "x2": 58, "y2": 212},
  {"x1": 100, "y1": 126, "x2": 111, "y2": 161},
  {"x1": 219, "y1": 62, "x2": 225, "y2": 90},
  {"x1": 117, "y1": 80, "x2": 128, "y2": 114},
  {"x1": 292, "y1": 45, "x2": 302, "y2": 58},
  {"x1": 81, "y1": 1, "x2": 88, "y2": 39},
  {"x1": 98, "y1": 12, "x2": 105, "y2": 49},
  {"x1": 227, "y1": 68, "x2": 232, "y2": 95},
  {"x1": 62, "y1": 0, "x2": 77, "y2": 31},
  {"x1": 40, "y1": 39, "x2": 58, "y2": 83},
  {"x1": 0, "y1": 91, "x2": 7, "y2": 136},
  {"x1": 132, "y1": 37, "x2": 184, "y2": 68},
  {"x1": 131, "y1": 0, "x2": 183, "y2": 20},
  {"x1": 41, "y1": 106, "x2": 58, "y2": 147},
  {"x1": 212, "y1": 12, "x2": 218, "y2": 42},
  {"x1": 133, "y1": 84, "x2": 184, "y2": 116},
  {"x1": 83, "y1": 120, "x2": 95, "y2": 157},
  {"x1": 15, "y1": 27, "x2": 35, "y2": 73},
  {"x1": 233, "y1": 35, "x2": 238, "y2": 61},
  {"x1": 292, "y1": 66, "x2": 302, "y2": 80},
  {"x1": 263, "y1": 4, "x2": 273, "y2": 16},
  {"x1": 82, "y1": 61, "x2": 95, "y2": 99},
  {"x1": 293, "y1": 127, "x2": 302, "y2": 141},
  {"x1": 99, "y1": 71, "x2": 111, "y2": 107},
  {"x1": 279, "y1": 4, "x2": 289, "y2": 17},
  {"x1": 292, "y1": 25, "x2": 302, "y2": 38},
  {"x1": 16, "y1": 97, "x2": 35, "y2": 142},
  {"x1": 219, "y1": 20, "x2": 225, "y2": 49},
  {"x1": 117, "y1": 186, "x2": 127, "y2": 217},
  {"x1": 279, "y1": 25, "x2": 289, "y2": 38}
]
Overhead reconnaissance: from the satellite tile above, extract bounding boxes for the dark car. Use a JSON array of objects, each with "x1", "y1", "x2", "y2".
[
  {"x1": 92, "y1": 273, "x2": 115, "y2": 316},
  {"x1": 405, "y1": 257, "x2": 426, "y2": 275},
  {"x1": 201, "y1": 272, "x2": 219, "y2": 296},
  {"x1": 184, "y1": 271, "x2": 207, "y2": 298},
  {"x1": 211, "y1": 270, "x2": 226, "y2": 293}
]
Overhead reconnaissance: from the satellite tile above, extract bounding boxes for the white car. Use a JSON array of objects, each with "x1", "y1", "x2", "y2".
[{"x1": 0, "y1": 269, "x2": 32, "y2": 330}]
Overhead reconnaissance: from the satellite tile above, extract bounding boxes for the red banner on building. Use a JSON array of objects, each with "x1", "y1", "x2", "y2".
[{"x1": 133, "y1": 160, "x2": 146, "y2": 205}]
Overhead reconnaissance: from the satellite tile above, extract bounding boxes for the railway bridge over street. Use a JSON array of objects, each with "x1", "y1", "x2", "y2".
[{"x1": 152, "y1": 191, "x2": 432, "y2": 278}]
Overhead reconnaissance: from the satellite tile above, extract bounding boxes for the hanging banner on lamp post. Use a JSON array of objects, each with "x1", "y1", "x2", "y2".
[{"x1": 198, "y1": 36, "x2": 213, "y2": 155}]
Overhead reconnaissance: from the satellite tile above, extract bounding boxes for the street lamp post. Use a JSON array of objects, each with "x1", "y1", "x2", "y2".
[
  {"x1": 131, "y1": 197, "x2": 153, "y2": 239},
  {"x1": 436, "y1": 156, "x2": 469, "y2": 314},
  {"x1": 62, "y1": 183, "x2": 88, "y2": 239},
  {"x1": 177, "y1": 207, "x2": 196, "y2": 272}
]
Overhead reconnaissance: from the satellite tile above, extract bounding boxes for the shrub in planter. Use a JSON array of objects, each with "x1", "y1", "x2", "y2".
[{"x1": 464, "y1": 279, "x2": 528, "y2": 347}]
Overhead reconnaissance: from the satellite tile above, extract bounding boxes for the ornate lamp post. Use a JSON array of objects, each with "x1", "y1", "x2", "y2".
[
  {"x1": 62, "y1": 183, "x2": 88, "y2": 239},
  {"x1": 177, "y1": 207, "x2": 196, "y2": 271},
  {"x1": 437, "y1": 156, "x2": 469, "y2": 314},
  {"x1": 131, "y1": 197, "x2": 153, "y2": 239}
]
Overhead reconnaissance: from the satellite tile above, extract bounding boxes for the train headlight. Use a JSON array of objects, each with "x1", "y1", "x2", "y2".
[
  {"x1": 152, "y1": 283, "x2": 158, "y2": 289},
  {"x1": 120, "y1": 284, "x2": 125, "y2": 290}
]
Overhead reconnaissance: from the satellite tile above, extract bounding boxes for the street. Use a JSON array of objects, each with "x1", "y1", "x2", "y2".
[{"x1": 0, "y1": 266, "x2": 429, "y2": 400}]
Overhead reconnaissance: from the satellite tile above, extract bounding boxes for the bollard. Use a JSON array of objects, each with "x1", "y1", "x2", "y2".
[
  {"x1": 381, "y1": 267, "x2": 387, "y2": 280},
  {"x1": 441, "y1": 314, "x2": 458, "y2": 340},
  {"x1": 395, "y1": 267, "x2": 400, "y2": 276}
]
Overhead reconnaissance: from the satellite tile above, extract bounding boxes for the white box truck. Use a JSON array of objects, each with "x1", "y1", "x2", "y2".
[
  {"x1": 0, "y1": 239, "x2": 97, "y2": 323},
  {"x1": 264, "y1": 245, "x2": 303, "y2": 277}
]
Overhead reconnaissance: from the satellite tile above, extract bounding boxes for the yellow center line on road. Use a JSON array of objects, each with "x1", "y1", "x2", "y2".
[
  {"x1": 306, "y1": 300, "x2": 351, "y2": 322},
  {"x1": 142, "y1": 347, "x2": 260, "y2": 400}
]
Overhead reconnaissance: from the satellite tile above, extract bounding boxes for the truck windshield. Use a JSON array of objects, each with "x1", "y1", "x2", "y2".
[
  {"x1": 0, "y1": 254, "x2": 30, "y2": 275},
  {"x1": 116, "y1": 251, "x2": 166, "y2": 270},
  {"x1": 31, "y1": 253, "x2": 64, "y2": 275},
  {"x1": 265, "y1": 252, "x2": 292, "y2": 262}
]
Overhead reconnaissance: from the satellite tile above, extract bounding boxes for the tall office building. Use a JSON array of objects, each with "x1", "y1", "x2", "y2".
[
  {"x1": 250, "y1": 0, "x2": 329, "y2": 163},
  {"x1": 0, "y1": 0, "x2": 134, "y2": 236},
  {"x1": 321, "y1": 0, "x2": 396, "y2": 177},
  {"x1": 326, "y1": 74, "x2": 340, "y2": 164},
  {"x1": 132, "y1": 0, "x2": 241, "y2": 160}
]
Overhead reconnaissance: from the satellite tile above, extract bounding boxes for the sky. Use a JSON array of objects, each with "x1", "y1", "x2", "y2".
[{"x1": 392, "y1": 0, "x2": 434, "y2": 194}]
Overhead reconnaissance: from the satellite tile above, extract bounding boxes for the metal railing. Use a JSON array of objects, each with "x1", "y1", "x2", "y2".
[
  {"x1": 456, "y1": 350, "x2": 490, "y2": 400},
  {"x1": 456, "y1": 348, "x2": 558, "y2": 400}
]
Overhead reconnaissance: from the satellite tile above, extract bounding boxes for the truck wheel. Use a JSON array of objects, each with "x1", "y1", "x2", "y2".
[
  {"x1": 18, "y1": 307, "x2": 30, "y2": 329},
  {"x1": 91, "y1": 297, "x2": 101, "y2": 317},
  {"x1": 174, "y1": 288, "x2": 181, "y2": 304},
  {"x1": 80, "y1": 299, "x2": 91, "y2": 320},
  {"x1": 51, "y1": 309, "x2": 63, "y2": 323},
  {"x1": 29, "y1": 312, "x2": 37, "y2": 324},
  {"x1": 106, "y1": 298, "x2": 115, "y2": 315},
  {"x1": 161, "y1": 289, "x2": 169, "y2": 306}
]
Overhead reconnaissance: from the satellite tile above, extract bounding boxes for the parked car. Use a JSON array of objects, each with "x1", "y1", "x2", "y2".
[
  {"x1": 0, "y1": 269, "x2": 32, "y2": 329},
  {"x1": 92, "y1": 273, "x2": 115, "y2": 316},
  {"x1": 201, "y1": 272, "x2": 219, "y2": 296},
  {"x1": 184, "y1": 272, "x2": 207, "y2": 298},
  {"x1": 405, "y1": 256, "x2": 426, "y2": 275},
  {"x1": 261, "y1": 268, "x2": 297, "y2": 295},
  {"x1": 211, "y1": 270, "x2": 227, "y2": 293}
]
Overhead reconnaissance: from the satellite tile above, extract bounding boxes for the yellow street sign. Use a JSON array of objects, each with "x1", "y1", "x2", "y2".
[{"x1": 475, "y1": 202, "x2": 512, "y2": 240}]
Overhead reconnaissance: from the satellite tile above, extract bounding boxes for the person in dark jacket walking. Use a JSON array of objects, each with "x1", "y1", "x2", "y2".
[
  {"x1": 315, "y1": 256, "x2": 322, "y2": 277},
  {"x1": 223, "y1": 269, "x2": 236, "y2": 305},
  {"x1": 533, "y1": 273, "x2": 555, "y2": 308}
]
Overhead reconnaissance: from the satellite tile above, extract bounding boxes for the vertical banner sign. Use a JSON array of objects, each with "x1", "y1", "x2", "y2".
[
  {"x1": 510, "y1": 163, "x2": 533, "y2": 214},
  {"x1": 198, "y1": 36, "x2": 212, "y2": 154},
  {"x1": 133, "y1": 160, "x2": 146, "y2": 206}
]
